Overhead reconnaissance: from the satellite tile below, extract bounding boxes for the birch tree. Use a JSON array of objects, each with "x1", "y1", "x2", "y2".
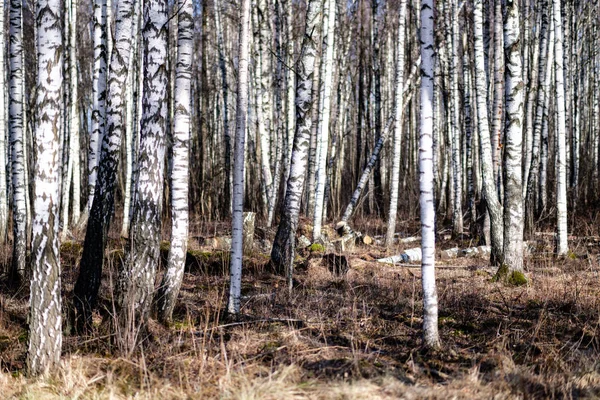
[
  {"x1": 312, "y1": 0, "x2": 336, "y2": 241},
  {"x1": 385, "y1": 0, "x2": 408, "y2": 246},
  {"x1": 0, "y1": 0, "x2": 7, "y2": 246},
  {"x1": 473, "y1": 0, "x2": 503, "y2": 265},
  {"x1": 420, "y1": 0, "x2": 440, "y2": 349},
  {"x1": 553, "y1": 0, "x2": 569, "y2": 255},
  {"x1": 155, "y1": 0, "x2": 193, "y2": 325},
  {"x1": 271, "y1": 0, "x2": 321, "y2": 281},
  {"x1": 86, "y1": 0, "x2": 108, "y2": 214},
  {"x1": 72, "y1": 0, "x2": 137, "y2": 333},
  {"x1": 9, "y1": 0, "x2": 27, "y2": 282},
  {"x1": 61, "y1": 0, "x2": 80, "y2": 235},
  {"x1": 449, "y1": 0, "x2": 463, "y2": 237},
  {"x1": 227, "y1": 0, "x2": 251, "y2": 315},
  {"x1": 27, "y1": 0, "x2": 63, "y2": 376},
  {"x1": 500, "y1": 0, "x2": 525, "y2": 280},
  {"x1": 116, "y1": 0, "x2": 168, "y2": 353}
]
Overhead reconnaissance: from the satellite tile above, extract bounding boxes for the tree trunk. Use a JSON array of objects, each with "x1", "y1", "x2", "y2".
[
  {"x1": 72, "y1": 0, "x2": 137, "y2": 334},
  {"x1": 0, "y1": 0, "x2": 8, "y2": 246},
  {"x1": 155, "y1": 0, "x2": 193, "y2": 325},
  {"x1": 227, "y1": 0, "x2": 251, "y2": 315},
  {"x1": 501, "y1": 0, "x2": 525, "y2": 278},
  {"x1": 385, "y1": 0, "x2": 407, "y2": 246},
  {"x1": 420, "y1": 0, "x2": 440, "y2": 349},
  {"x1": 473, "y1": 0, "x2": 503, "y2": 265},
  {"x1": 116, "y1": 0, "x2": 168, "y2": 355},
  {"x1": 27, "y1": 0, "x2": 63, "y2": 376},
  {"x1": 553, "y1": 0, "x2": 569, "y2": 256},
  {"x1": 9, "y1": 0, "x2": 27, "y2": 282},
  {"x1": 312, "y1": 0, "x2": 336, "y2": 241},
  {"x1": 86, "y1": 0, "x2": 108, "y2": 214},
  {"x1": 270, "y1": 0, "x2": 321, "y2": 282}
]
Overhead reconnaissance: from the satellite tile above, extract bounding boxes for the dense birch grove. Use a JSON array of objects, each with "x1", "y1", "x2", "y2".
[{"x1": 1, "y1": 0, "x2": 600, "y2": 375}]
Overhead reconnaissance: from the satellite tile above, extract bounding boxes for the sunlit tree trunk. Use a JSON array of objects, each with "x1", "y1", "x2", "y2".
[
  {"x1": 86, "y1": 0, "x2": 108, "y2": 214},
  {"x1": 312, "y1": 0, "x2": 336, "y2": 241},
  {"x1": 9, "y1": 0, "x2": 27, "y2": 282},
  {"x1": 420, "y1": 0, "x2": 440, "y2": 349},
  {"x1": 27, "y1": 0, "x2": 63, "y2": 376},
  {"x1": 0, "y1": 0, "x2": 8, "y2": 246},
  {"x1": 116, "y1": 0, "x2": 168, "y2": 354},
  {"x1": 553, "y1": 0, "x2": 568, "y2": 255},
  {"x1": 473, "y1": 0, "x2": 503, "y2": 265},
  {"x1": 491, "y1": 0, "x2": 504, "y2": 191},
  {"x1": 121, "y1": 0, "x2": 142, "y2": 238},
  {"x1": 501, "y1": 0, "x2": 525, "y2": 277},
  {"x1": 385, "y1": 0, "x2": 407, "y2": 246},
  {"x1": 72, "y1": 0, "x2": 137, "y2": 333},
  {"x1": 252, "y1": 0, "x2": 275, "y2": 225},
  {"x1": 155, "y1": 0, "x2": 193, "y2": 325},
  {"x1": 525, "y1": 5, "x2": 552, "y2": 235},
  {"x1": 227, "y1": 0, "x2": 251, "y2": 315},
  {"x1": 271, "y1": 0, "x2": 320, "y2": 282},
  {"x1": 449, "y1": 0, "x2": 463, "y2": 237},
  {"x1": 61, "y1": 0, "x2": 80, "y2": 236}
]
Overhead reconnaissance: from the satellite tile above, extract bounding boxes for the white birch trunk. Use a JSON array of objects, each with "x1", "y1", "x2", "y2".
[
  {"x1": 227, "y1": 0, "x2": 251, "y2": 315},
  {"x1": 156, "y1": 0, "x2": 193, "y2": 324},
  {"x1": 473, "y1": 0, "x2": 503, "y2": 265},
  {"x1": 420, "y1": 0, "x2": 440, "y2": 349},
  {"x1": 0, "y1": 0, "x2": 8, "y2": 245},
  {"x1": 72, "y1": 0, "x2": 137, "y2": 333},
  {"x1": 121, "y1": 0, "x2": 141, "y2": 238},
  {"x1": 27, "y1": 0, "x2": 63, "y2": 376},
  {"x1": 553, "y1": 0, "x2": 569, "y2": 255},
  {"x1": 117, "y1": 0, "x2": 168, "y2": 354},
  {"x1": 385, "y1": 0, "x2": 407, "y2": 246},
  {"x1": 9, "y1": 0, "x2": 27, "y2": 281},
  {"x1": 70, "y1": 0, "x2": 80, "y2": 224},
  {"x1": 502, "y1": 0, "x2": 525, "y2": 276},
  {"x1": 271, "y1": 0, "x2": 320, "y2": 282},
  {"x1": 61, "y1": 0, "x2": 80, "y2": 236},
  {"x1": 86, "y1": 0, "x2": 108, "y2": 213},
  {"x1": 449, "y1": 0, "x2": 463, "y2": 237},
  {"x1": 312, "y1": 0, "x2": 336, "y2": 241}
]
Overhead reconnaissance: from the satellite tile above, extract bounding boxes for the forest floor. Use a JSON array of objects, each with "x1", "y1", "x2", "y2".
[{"x1": 2, "y1": 214, "x2": 600, "y2": 399}]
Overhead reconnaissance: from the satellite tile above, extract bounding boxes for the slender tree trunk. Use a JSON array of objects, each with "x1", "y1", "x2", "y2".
[
  {"x1": 121, "y1": 0, "x2": 142, "y2": 238},
  {"x1": 340, "y1": 120, "x2": 391, "y2": 224},
  {"x1": 61, "y1": 0, "x2": 80, "y2": 236},
  {"x1": 9, "y1": 0, "x2": 27, "y2": 282},
  {"x1": 86, "y1": 0, "x2": 108, "y2": 214},
  {"x1": 312, "y1": 0, "x2": 336, "y2": 241},
  {"x1": 553, "y1": 0, "x2": 569, "y2": 255},
  {"x1": 215, "y1": 0, "x2": 231, "y2": 217},
  {"x1": 0, "y1": 0, "x2": 8, "y2": 245},
  {"x1": 525, "y1": 4, "x2": 552, "y2": 236},
  {"x1": 491, "y1": 0, "x2": 504, "y2": 190},
  {"x1": 72, "y1": 0, "x2": 137, "y2": 333},
  {"x1": 473, "y1": 0, "x2": 503, "y2": 265},
  {"x1": 155, "y1": 0, "x2": 193, "y2": 325},
  {"x1": 116, "y1": 0, "x2": 168, "y2": 355},
  {"x1": 449, "y1": 0, "x2": 463, "y2": 237},
  {"x1": 385, "y1": 0, "x2": 407, "y2": 246},
  {"x1": 270, "y1": 0, "x2": 321, "y2": 282},
  {"x1": 227, "y1": 0, "x2": 251, "y2": 315},
  {"x1": 27, "y1": 0, "x2": 63, "y2": 376},
  {"x1": 501, "y1": 0, "x2": 525, "y2": 278},
  {"x1": 420, "y1": 0, "x2": 440, "y2": 349}
]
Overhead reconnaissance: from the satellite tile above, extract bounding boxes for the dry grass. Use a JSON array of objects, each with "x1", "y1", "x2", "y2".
[{"x1": 2, "y1": 215, "x2": 600, "y2": 398}]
